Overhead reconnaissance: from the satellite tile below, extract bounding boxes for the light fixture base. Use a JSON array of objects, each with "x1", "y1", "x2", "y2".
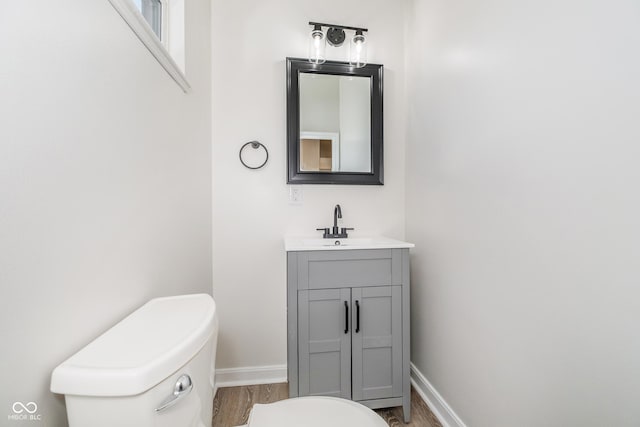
[{"x1": 326, "y1": 27, "x2": 346, "y2": 47}]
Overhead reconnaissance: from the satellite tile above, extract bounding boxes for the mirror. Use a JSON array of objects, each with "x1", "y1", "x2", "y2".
[
  {"x1": 287, "y1": 58, "x2": 383, "y2": 185},
  {"x1": 299, "y1": 74, "x2": 371, "y2": 173}
]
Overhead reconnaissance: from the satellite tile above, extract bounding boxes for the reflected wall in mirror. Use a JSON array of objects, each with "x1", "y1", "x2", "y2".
[{"x1": 287, "y1": 58, "x2": 383, "y2": 185}]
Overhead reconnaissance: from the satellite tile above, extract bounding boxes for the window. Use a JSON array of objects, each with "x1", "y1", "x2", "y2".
[
  {"x1": 107, "y1": 0, "x2": 188, "y2": 92},
  {"x1": 133, "y1": 0, "x2": 163, "y2": 41}
]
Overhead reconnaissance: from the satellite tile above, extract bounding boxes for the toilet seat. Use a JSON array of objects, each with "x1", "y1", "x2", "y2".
[{"x1": 245, "y1": 396, "x2": 388, "y2": 427}]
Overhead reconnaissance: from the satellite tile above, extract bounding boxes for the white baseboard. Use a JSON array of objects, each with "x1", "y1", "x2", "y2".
[
  {"x1": 215, "y1": 364, "x2": 288, "y2": 388},
  {"x1": 213, "y1": 362, "x2": 466, "y2": 427},
  {"x1": 410, "y1": 363, "x2": 467, "y2": 427}
]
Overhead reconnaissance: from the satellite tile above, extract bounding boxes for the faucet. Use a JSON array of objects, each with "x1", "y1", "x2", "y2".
[
  {"x1": 316, "y1": 204, "x2": 354, "y2": 238},
  {"x1": 332, "y1": 204, "x2": 342, "y2": 235}
]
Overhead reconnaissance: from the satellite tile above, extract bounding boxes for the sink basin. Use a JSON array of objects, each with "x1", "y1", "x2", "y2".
[{"x1": 285, "y1": 236, "x2": 414, "y2": 251}]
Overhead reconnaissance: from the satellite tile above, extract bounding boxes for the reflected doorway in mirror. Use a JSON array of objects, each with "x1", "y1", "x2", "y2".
[{"x1": 300, "y1": 131, "x2": 340, "y2": 172}]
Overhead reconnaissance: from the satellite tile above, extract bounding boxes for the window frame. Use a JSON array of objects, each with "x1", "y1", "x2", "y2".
[{"x1": 107, "y1": 0, "x2": 190, "y2": 92}]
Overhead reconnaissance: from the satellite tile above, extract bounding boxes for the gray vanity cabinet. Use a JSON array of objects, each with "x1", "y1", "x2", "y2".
[{"x1": 287, "y1": 248, "x2": 411, "y2": 422}]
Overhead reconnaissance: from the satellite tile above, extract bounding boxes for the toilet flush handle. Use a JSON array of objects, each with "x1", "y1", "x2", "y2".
[{"x1": 155, "y1": 374, "x2": 193, "y2": 413}]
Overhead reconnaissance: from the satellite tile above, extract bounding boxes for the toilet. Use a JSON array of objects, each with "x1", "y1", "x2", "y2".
[
  {"x1": 50, "y1": 294, "x2": 218, "y2": 427},
  {"x1": 242, "y1": 396, "x2": 389, "y2": 427}
]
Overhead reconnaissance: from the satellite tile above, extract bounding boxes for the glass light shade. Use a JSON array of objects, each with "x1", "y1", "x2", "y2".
[
  {"x1": 349, "y1": 31, "x2": 367, "y2": 68},
  {"x1": 308, "y1": 28, "x2": 326, "y2": 64}
]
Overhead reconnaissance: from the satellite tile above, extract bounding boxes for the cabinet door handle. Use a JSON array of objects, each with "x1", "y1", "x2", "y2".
[
  {"x1": 344, "y1": 301, "x2": 349, "y2": 334},
  {"x1": 355, "y1": 300, "x2": 360, "y2": 333}
]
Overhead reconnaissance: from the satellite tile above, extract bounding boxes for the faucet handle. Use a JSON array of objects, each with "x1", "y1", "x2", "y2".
[
  {"x1": 341, "y1": 227, "x2": 354, "y2": 237},
  {"x1": 316, "y1": 228, "x2": 329, "y2": 237}
]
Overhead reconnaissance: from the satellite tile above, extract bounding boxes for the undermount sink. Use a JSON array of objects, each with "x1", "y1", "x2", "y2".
[{"x1": 285, "y1": 236, "x2": 414, "y2": 251}]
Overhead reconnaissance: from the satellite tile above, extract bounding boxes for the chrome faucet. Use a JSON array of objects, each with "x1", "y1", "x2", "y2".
[{"x1": 316, "y1": 204, "x2": 354, "y2": 238}]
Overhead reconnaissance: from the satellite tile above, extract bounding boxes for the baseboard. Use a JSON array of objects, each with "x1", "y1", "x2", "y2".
[
  {"x1": 410, "y1": 363, "x2": 467, "y2": 427},
  {"x1": 215, "y1": 364, "x2": 288, "y2": 388},
  {"x1": 214, "y1": 362, "x2": 466, "y2": 427}
]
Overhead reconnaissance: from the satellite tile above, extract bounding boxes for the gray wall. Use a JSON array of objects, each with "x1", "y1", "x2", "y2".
[
  {"x1": 405, "y1": 0, "x2": 640, "y2": 426},
  {"x1": 0, "y1": 1, "x2": 212, "y2": 425}
]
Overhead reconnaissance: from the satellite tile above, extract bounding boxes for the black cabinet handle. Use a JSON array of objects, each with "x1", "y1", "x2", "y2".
[
  {"x1": 344, "y1": 301, "x2": 349, "y2": 334},
  {"x1": 355, "y1": 300, "x2": 360, "y2": 333}
]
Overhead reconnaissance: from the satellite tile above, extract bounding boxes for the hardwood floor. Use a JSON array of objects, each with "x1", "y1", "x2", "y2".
[
  {"x1": 212, "y1": 383, "x2": 443, "y2": 427},
  {"x1": 212, "y1": 383, "x2": 289, "y2": 426}
]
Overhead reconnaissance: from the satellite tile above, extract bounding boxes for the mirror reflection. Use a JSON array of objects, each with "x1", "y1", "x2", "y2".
[{"x1": 299, "y1": 73, "x2": 371, "y2": 173}]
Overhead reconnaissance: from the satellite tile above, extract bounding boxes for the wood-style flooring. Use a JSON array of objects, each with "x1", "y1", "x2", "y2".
[{"x1": 212, "y1": 383, "x2": 443, "y2": 427}]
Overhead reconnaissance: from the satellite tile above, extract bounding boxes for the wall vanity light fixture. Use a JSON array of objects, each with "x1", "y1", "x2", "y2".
[
  {"x1": 350, "y1": 29, "x2": 367, "y2": 68},
  {"x1": 308, "y1": 24, "x2": 326, "y2": 64},
  {"x1": 307, "y1": 22, "x2": 368, "y2": 67}
]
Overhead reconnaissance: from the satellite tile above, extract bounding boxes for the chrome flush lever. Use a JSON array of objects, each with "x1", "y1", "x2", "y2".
[{"x1": 155, "y1": 374, "x2": 193, "y2": 412}]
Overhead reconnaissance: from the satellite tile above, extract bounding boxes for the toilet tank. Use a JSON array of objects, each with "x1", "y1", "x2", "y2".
[{"x1": 51, "y1": 294, "x2": 218, "y2": 427}]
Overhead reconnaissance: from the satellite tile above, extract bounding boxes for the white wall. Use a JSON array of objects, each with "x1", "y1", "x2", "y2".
[
  {"x1": 211, "y1": 0, "x2": 407, "y2": 370},
  {"x1": 0, "y1": 1, "x2": 211, "y2": 425},
  {"x1": 339, "y1": 76, "x2": 371, "y2": 172},
  {"x1": 300, "y1": 74, "x2": 340, "y2": 133},
  {"x1": 405, "y1": 0, "x2": 640, "y2": 426}
]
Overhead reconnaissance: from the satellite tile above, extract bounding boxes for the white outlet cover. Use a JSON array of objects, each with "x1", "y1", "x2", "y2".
[{"x1": 289, "y1": 186, "x2": 303, "y2": 205}]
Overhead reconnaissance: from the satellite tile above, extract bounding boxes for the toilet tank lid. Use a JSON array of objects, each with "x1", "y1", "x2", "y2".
[{"x1": 50, "y1": 294, "x2": 217, "y2": 397}]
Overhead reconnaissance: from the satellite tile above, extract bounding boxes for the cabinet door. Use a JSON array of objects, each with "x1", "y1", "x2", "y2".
[
  {"x1": 298, "y1": 288, "x2": 351, "y2": 399},
  {"x1": 351, "y1": 286, "x2": 403, "y2": 401}
]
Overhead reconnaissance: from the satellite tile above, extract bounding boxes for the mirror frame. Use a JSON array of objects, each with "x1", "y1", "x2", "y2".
[{"x1": 286, "y1": 57, "x2": 383, "y2": 185}]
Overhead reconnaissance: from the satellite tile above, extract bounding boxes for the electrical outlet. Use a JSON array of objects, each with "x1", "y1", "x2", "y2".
[{"x1": 289, "y1": 186, "x2": 303, "y2": 205}]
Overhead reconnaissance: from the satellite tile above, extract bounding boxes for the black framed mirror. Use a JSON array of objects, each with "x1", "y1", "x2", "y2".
[{"x1": 286, "y1": 57, "x2": 383, "y2": 185}]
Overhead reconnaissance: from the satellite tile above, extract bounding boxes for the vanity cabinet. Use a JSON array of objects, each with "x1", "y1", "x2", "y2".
[{"x1": 287, "y1": 248, "x2": 411, "y2": 422}]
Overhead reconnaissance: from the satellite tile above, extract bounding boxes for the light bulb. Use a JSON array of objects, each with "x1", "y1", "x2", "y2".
[
  {"x1": 308, "y1": 25, "x2": 326, "y2": 64},
  {"x1": 349, "y1": 30, "x2": 367, "y2": 68}
]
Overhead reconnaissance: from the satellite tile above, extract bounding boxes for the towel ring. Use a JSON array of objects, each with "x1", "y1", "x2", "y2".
[{"x1": 239, "y1": 141, "x2": 269, "y2": 170}]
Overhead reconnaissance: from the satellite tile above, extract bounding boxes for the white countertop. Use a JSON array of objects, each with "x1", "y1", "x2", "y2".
[{"x1": 285, "y1": 236, "x2": 415, "y2": 252}]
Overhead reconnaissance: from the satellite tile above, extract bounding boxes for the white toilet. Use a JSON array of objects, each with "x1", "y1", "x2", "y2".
[
  {"x1": 50, "y1": 294, "x2": 218, "y2": 427},
  {"x1": 242, "y1": 396, "x2": 389, "y2": 427}
]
